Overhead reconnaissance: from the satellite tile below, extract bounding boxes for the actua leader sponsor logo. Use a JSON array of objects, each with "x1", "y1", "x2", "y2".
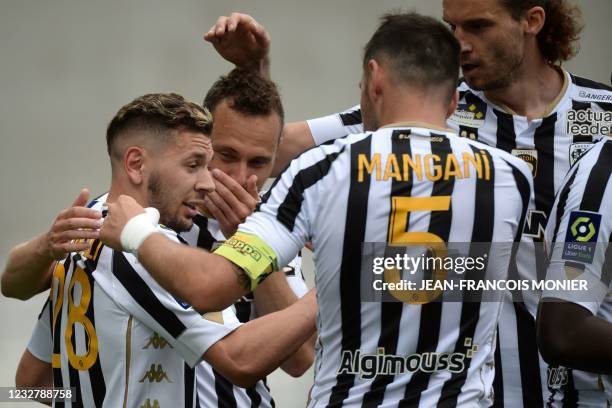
[
  {"x1": 337, "y1": 340, "x2": 479, "y2": 379},
  {"x1": 566, "y1": 109, "x2": 612, "y2": 137}
]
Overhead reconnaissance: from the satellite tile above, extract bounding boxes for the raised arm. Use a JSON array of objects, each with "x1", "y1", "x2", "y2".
[
  {"x1": 204, "y1": 12, "x2": 271, "y2": 79},
  {"x1": 2, "y1": 189, "x2": 101, "y2": 299}
]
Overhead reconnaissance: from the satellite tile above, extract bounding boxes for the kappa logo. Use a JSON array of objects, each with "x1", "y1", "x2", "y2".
[
  {"x1": 511, "y1": 149, "x2": 538, "y2": 177},
  {"x1": 224, "y1": 237, "x2": 262, "y2": 261},
  {"x1": 143, "y1": 333, "x2": 173, "y2": 350},
  {"x1": 140, "y1": 399, "x2": 161, "y2": 408},
  {"x1": 139, "y1": 364, "x2": 172, "y2": 383},
  {"x1": 569, "y1": 142, "x2": 593, "y2": 167},
  {"x1": 450, "y1": 101, "x2": 487, "y2": 129}
]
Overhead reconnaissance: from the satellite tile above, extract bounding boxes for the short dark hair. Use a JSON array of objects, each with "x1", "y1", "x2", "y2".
[
  {"x1": 498, "y1": 0, "x2": 582, "y2": 63},
  {"x1": 203, "y1": 68, "x2": 284, "y2": 126},
  {"x1": 363, "y1": 12, "x2": 460, "y2": 102},
  {"x1": 106, "y1": 93, "x2": 212, "y2": 159}
]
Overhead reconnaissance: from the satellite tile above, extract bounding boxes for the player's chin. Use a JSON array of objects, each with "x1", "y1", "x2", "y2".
[{"x1": 172, "y1": 213, "x2": 195, "y2": 233}]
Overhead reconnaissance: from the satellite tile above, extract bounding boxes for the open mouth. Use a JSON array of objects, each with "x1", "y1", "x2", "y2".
[
  {"x1": 183, "y1": 202, "x2": 200, "y2": 217},
  {"x1": 461, "y1": 64, "x2": 479, "y2": 76}
]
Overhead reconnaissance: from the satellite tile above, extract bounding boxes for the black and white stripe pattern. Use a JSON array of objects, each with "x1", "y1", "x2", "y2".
[
  {"x1": 41, "y1": 194, "x2": 239, "y2": 407},
  {"x1": 237, "y1": 125, "x2": 533, "y2": 407},
  {"x1": 305, "y1": 69, "x2": 612, "y2": 407}
]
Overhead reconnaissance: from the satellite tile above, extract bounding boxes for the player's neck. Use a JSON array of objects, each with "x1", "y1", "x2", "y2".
[
  {"x1": 377, "y1": 93, "x2": 449, "y2": 130},
  {"x1": 107, "y1": 178, "x2": 148, "y2": 208},
  {"x1": 484, "y1": 59, "x2": 564, "y2": 121}
]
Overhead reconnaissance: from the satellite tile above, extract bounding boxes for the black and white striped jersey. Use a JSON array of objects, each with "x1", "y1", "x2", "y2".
[
  {"x1": 220, "y1": 125, "x2": 533, "y2": 407},
  {"x1": 180, "y1": 214, "x2": 307, "y2": 408},
  {"x1": 543, "y1": 138, "x2": 612, "y2": 407},
  {"x1": 32, "y1": 194, "x2": 240, "y2": 408},
  {"x1": 305, "y1": 69, "x2": 612, "y2": 407}
]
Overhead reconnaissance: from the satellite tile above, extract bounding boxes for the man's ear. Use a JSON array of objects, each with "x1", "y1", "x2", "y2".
[
  {"x1": 524, "y1": 6, "x2": 545, "y2": 36},
  {"x1": 124, "y1": 146, "x2": 146, "y2": 185},
  {"x1": 366, "y1": 59, "x2": 384, "y2": 102}
]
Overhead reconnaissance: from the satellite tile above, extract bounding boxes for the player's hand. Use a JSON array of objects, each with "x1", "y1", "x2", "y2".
[
  {"x1": 100, "y1": 195, "x2": 146, "y2": 251},
  {"x1": 202, "y1": 168, "x2": 259, "y2": 238},
  {"x1": 44, "y1": 189, "x2": 102, "y2": 260},
  {"x1": 204, "y1": 12, "x2": 271, "y2": 78}
]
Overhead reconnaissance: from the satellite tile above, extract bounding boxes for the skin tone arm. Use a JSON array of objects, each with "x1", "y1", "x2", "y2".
[
  {"x1": 15, "y1": 350, "x2": 52, "y2": 406},
  {"x1": 537, "y1": 299, "x2": 612, "y2": 374},
  {"x1": 204, "y1": 289, "x2": 317, "y2": 387},
  {"x1": 13, "y1": 290, "x2": 316, "y2": 392},
  {"x1": 202, "y1": 170, "x2": 315, "y2": 374},
  {"x1": 101, "y1": 194, "x2": 258, "y2": 312},
  {"x1": 204, "y1": 14, "x2": 316, "y2": 176},
  {"x1": 1, "y1": 189, "x2": 102, "y2": 300},
  {"x1": 253, "y1": 272, "x2": 315, "y2": 377},
  {"x1": 204, "y1": 13, "x2": 271, "y2": 79}
]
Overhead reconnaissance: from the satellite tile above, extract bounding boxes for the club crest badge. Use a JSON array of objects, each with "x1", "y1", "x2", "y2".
[{"x1": 569, "y1": 142, "x2": 593, "y2": 167}]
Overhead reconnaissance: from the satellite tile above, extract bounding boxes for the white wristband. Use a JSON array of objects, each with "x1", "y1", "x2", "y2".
[{"x1": 120, "y1": 207, "x2": 160, "y2": 255}]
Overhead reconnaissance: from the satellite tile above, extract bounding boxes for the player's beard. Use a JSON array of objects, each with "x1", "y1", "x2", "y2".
[
  {"x1": 466, "y1": 42, "x2": 524, "y2": 92},
  {"x1": 147, "y1": 170, "x2": 191, "y2": 233}
]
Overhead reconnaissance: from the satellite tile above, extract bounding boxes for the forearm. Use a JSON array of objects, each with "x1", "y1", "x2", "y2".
[
  {"x1": 272, "y1": 121, "x2": 315, "y2": 176},
  {"x1": 15, "y1": 350, "x2": 53, "y2": 406},
  {"x1": 538, "y1": 301, "x2": 612, "y2": 374},
  {"x1": 2, "y1": 233, "x2": 53, "y2": 299},
  {"x1": 137, "y1": 233, "x2": 249, "y2": 312},
  {"x1": 254, "y1": 273, "x2": 315, "y2": 375},
  {"x1": 216, "y1": 290, "x2": 317, "y2": 384},
  {"x1": 243, "y1": 55, "x2": 270, "y2": 79},
  {"x1": 254, "y1": 271, "x2": 298, "y2": 314}
]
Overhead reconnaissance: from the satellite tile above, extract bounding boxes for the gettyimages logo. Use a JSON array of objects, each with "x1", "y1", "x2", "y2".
[{"x1": 566, "y1": 109, "x2": 611, "y2": 137}]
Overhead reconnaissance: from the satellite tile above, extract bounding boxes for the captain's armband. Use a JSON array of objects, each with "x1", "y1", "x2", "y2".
[{"x1": 214, "y1": 232, "x2": 278, "y2": 291}]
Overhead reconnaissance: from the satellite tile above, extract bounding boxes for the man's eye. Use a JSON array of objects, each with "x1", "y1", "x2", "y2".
[
  {"x1": 250, "y1": 160, "x2": 267, "y2": 168},
  {"x1": 217, "y1": 151, "x2": 235, "y2": 161}
]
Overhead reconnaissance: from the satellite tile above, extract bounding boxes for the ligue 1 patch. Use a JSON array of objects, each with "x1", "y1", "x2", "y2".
[
  {"x1": 569, "y1": 142, "x2": 593, "y2": 167},
  {"x1": 449, "y1": 101, "x2": 487, "y2": 128},
  {"x1": 562, "y1": 211, "x2": 602, "y2": 264},
  {"x1": 511, "y1": 149, "x2": 538, "y2": 177}
]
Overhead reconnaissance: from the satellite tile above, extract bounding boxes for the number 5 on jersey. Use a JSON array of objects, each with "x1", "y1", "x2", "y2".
[{"x1": 385, "y1": 196, "x2": 450, "y2": 304}]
